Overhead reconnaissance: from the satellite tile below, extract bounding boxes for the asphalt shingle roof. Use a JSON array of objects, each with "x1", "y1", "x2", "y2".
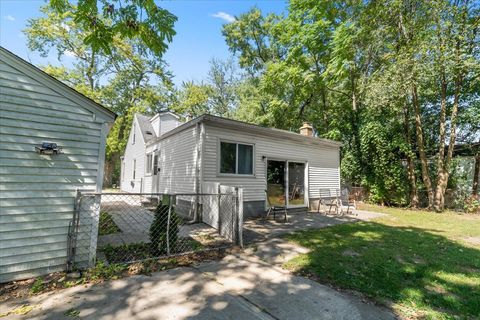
[{"x1": 136, "y1": 113, "x2": 157, "y2": 143}]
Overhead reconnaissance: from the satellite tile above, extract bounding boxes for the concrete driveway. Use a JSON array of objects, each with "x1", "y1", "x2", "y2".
[
  {"x1": 1, "y1": 254, "x2": 394, "y2": 320},
  {"x1": 1, "y1": 210, "x2": 395, "y2": 319}
]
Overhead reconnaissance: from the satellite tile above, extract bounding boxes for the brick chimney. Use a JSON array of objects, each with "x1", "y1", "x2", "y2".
[{"x1": 299, "y1": 122, "x2": 313, "y2": 137}]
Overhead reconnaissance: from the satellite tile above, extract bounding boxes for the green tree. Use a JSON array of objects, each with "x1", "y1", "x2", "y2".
[
  {"x1": 223, "y1": 0, "x2": 480, "y2": 210},
  {"x1": 25, "y1": 2, "x2": 175, "y2": 186},
  {"x1": 49, "y1": 0, "x2": 176, "y2": 58}
]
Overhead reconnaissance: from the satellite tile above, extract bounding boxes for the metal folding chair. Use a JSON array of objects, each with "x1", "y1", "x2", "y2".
[
  {"x1": 339, "y1": 188, "x2": 357, "y2": 215},
  {"x1": 318, "y1": 188, "x2": 340, "y2": 214},
  {"x1": 265, "y1": 190, "x2": 288, "y2": 221}
]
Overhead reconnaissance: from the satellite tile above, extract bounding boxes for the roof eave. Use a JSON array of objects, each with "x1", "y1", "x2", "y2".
[{"x1": 0, "y1": 46, "x2": 116, "y2": 122}]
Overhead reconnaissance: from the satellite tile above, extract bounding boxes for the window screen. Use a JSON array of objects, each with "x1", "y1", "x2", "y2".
[
  {"x1": 220, "y1": 142, "x2": 253, "y2": 175},
  {"x1": 238, "y1": 144, "x2": 253, "y2": 174}
]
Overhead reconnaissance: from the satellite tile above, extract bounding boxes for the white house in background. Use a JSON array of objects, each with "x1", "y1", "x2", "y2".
[
  {"x1": 121, "y1": 113, "x2": 341, "y2": 217},
  {"x1": 120, "y1": 112, "x2": 182, "y2": 192},
  {"x1": 0, "y1": 47, "x2": 115, "y2": 283}
]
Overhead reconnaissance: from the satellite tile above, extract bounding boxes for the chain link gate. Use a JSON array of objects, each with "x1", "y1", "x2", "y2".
[{"x1": 67, "y1": 190, "x2": 243, "y2": 270}]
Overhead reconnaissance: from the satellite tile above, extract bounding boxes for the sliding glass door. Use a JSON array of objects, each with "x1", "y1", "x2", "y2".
[
  {"x1": 267, "y1": 160, "x2": 286, "y2": 206},
  {"x1": 266, "y1": 159, "x2": 306, "y2": 208},
  {"x1": 288, "y1": 162, "x2": 306, "y2": 207}
]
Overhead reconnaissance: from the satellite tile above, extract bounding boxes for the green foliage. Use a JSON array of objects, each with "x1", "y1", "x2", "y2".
[
  {"x1": 149, "y1": 199, "x2": 180, "y2": 255},
  {"x1": 30, "y1": 278, "x2": 44, "y2": 294},
  {"x1": 464, "y1": 196, "x2": 480, "y2": 214},
  {"x1": 171, "y1": 81, "x2": 212, "y2": 117},
  {"x1": 87, "y1": 260, "x2": 127, "y2": 281},
  {"x1": 49, "y1": 0, "x2": 176, "y2": 58},
  {"x1": 64, "y1": 308, "x2": 80, "y2": 317},
  {"x1": 25, "y1": 2, "x2": 175, "y2": 185},
  {"x1": 221, "y1": 0, "x2": 480, "y2": 208}
]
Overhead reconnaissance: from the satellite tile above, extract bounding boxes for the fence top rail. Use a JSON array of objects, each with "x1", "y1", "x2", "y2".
[{"x1": 79, "y1": 192, "x2": 236, "y2": 196}]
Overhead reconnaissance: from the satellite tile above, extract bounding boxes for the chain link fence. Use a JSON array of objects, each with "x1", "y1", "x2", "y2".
[{"x1": 67, "y1": 191, "x2": 243, "y2": 270}]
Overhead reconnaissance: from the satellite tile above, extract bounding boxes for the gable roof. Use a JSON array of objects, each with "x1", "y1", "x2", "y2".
[
  {"x1": 0, "y1": 46, "x2": 116, "y2": 122},
  {"x1": 150, "y1": 111, "x2": 181, "y2": 121},
  {"x1": 135, "y1": 113, "x2": 157, "y2": 143},
  {"x1": 147, "y1": 114, "x2": 342, "y2": 148}
]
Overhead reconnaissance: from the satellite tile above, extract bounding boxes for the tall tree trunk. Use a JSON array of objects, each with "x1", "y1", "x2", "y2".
[
  {"x1": 412, "y1": 84, "x2": 434, "y2": 208},
  {"x1": 435, "y1": 73, "x2": 462, "y2": 210},
  {"x1": 403, "y1": 101, "x2": 418, "y2": 208},
  {"x1": 433, "y1": 75, "x2": 449, "y2": 212},
  {"x1": 473, "y1": 154, "x2": 480, "y2": 196}
]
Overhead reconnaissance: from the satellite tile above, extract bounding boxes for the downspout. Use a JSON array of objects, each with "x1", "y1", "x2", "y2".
[{"x1": 193, "y1": 122, "x2": 204, "y2": 222}]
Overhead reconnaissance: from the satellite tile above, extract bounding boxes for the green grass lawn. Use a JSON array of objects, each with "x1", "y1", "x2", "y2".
[{"x1": 284, "y1": 204, "x2": 480, "y2": 319}]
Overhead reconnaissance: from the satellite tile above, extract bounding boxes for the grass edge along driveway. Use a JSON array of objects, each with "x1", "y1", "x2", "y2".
[{"x1": 284, "y1": 205, "x2": 480, "y2": 320}]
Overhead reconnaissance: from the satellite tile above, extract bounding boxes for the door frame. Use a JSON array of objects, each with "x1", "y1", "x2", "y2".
[{"x1": 265, "y1": 157, "x2": 308, "y2": 209}]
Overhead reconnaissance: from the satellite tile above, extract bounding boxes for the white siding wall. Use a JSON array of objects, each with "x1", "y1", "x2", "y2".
[
  {"x1": 146, "y1": 126, "x2": 197, "y2": 194},
  {"x1": 120, "y1": 116, "x2": 146, "y2": 193},
  {"x1": 159, "y1": 114, "x2": 181, "y2": 135},
  {"x1": 202, "y1": 124, "x2": 340, "y2": 203},
  {"x1": 150, "y1": 116, "x2": 160, "y2": 137},
  {"x1": 0, "y1": 59, "x2": 110, "y2": 282}
]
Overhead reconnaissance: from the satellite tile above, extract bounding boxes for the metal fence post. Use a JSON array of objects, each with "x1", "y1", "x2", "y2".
[
  {"x1": 66, "y1": 190, "x2": 81, "y2": 272},
  {"x1": 237, "y1": 188, "x2": 244, "y2": 247},
  {"x1": 166, "y1": 194, "x2": 172, "y2": 255},
  {"x1": 217, "y1": 184, "x2": 221, "y2": 230}
]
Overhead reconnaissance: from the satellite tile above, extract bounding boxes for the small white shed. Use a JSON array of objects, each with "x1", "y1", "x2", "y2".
[{"x1": 0, "y1": 47, "x2": 116, "y2": 282}]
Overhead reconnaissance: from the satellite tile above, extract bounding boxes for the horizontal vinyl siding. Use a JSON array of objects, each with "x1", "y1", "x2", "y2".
[
  {"x1": 146, "y1": 126, "x2": 197, "y2": 194},
  {"x1": 120, "y1": 116, "x2": 146, "y2": 193},
  {"x1": 0, "y1": 57, "x2": 104, "y2": 282},
  {"x1": 160, "y1": 114, "x2": 181, "y2": 135},
  {"x1": 202, "y1": 124, "x2": 340, "y2": 203}
]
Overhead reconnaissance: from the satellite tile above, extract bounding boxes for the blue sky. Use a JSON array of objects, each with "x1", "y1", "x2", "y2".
[{"x1": 0, "y1": 0, "x2": 287, "y2": 85}]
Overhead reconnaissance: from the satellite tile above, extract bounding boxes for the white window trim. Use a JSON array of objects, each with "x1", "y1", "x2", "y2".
[
  {"x1": 145, "y1": 153, "x2": 153, "y2": 175},
  {"x1": 217, "y1": 139, "x2": 255, "y2": 177}
]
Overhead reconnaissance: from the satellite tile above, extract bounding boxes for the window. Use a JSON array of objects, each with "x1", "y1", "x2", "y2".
[
  {"x1": 133, "y1": 159, "x2": 136, "y2": 180},
  {"x1": 153, "y1": 153, "x2": 159, "y2": 175},
  {"x1": 220, "y1": 141, "x2": 254, "y2": 175},
  {"x1": 146, "y1": 154, "x2": 153, "y2": 174},
  {"x1": 133, "y1": 123, "x2": 136, "y2": 144}
]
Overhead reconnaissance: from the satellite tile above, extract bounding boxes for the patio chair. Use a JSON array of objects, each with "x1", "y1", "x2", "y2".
[
  {"x1": 339, "y1": 188, "x2": 357, "y2": 215},
  {"x1": 317, "y1": 188, "x2": 341, "y2": 215},
  {"x1": 265, "y1": 190, "x2": 288, "y2": 221}
]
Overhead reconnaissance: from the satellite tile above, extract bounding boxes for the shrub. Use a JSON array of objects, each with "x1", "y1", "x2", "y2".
[
  {"x1": 464, "y1": 195, "x2": 480, "y2": 214},
  {"x1": 149, "y1": 197, "x2": 180, "y2": 255}
]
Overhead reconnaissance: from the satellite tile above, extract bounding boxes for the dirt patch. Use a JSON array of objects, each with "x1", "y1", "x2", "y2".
[
  {"x1": 425, "y1": 284, "x2": 448, "y2": 295},
  {"x1": 463, "y1": 236, "x2": 480, "y2": 246}
]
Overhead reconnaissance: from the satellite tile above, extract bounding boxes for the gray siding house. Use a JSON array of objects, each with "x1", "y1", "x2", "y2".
[
  {"x1": 0, "y1": 47, "x2": 115, "y2": 282},
  {"x1": 122, "y1": 113, "x2": 341, "y2": 218}
]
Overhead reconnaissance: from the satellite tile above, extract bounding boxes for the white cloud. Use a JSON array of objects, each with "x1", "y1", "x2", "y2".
[
  {"x1": 211, "y1": 12, "x2": 235, "y2": 23},
  {"x1": 5, "y1": 15, "x2": 15, "y2": 21}
]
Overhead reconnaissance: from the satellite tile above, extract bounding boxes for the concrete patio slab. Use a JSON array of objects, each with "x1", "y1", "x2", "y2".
[
  {"x1": 1, "y1": 254, "x2": 395, "y2": 320},
  {"x1": 243, "y1": 210, "x2": 385, "y2": 244}
]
